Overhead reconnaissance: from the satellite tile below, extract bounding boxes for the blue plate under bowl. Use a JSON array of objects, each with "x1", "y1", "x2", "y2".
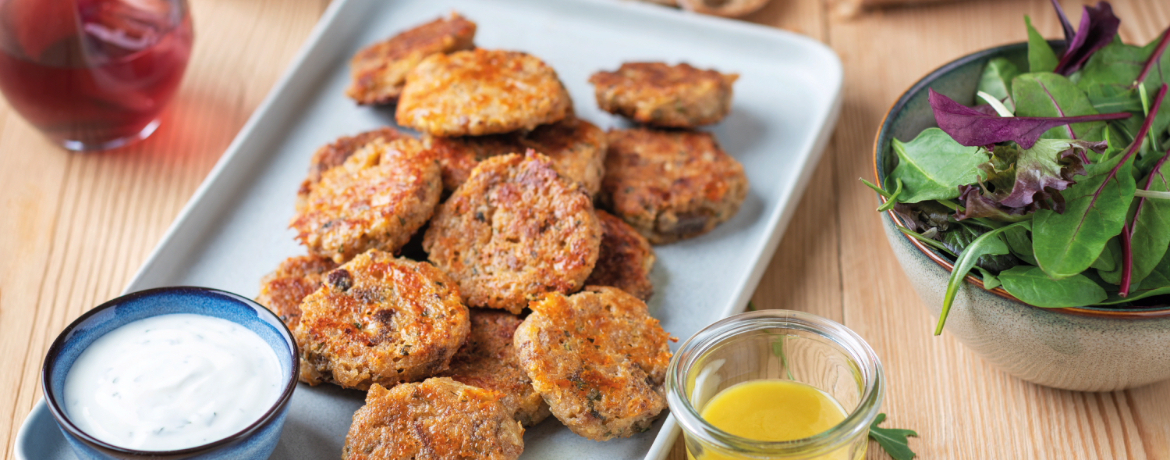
[{"x1": 41, "y1": 287, "x2": 299, "y2": 460}]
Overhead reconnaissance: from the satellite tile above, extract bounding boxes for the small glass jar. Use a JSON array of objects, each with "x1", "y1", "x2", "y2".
[{"x1": 666, "y1": 310, "x2": 884, "y2": 460}]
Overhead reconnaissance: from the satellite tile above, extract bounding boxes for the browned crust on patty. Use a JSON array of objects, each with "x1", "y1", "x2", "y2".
[
  {"x1": 423, "y1": 152, "x2": 602, "y2": 314},
  {"x1": 346, "y1": 13, "x2": 476, "y2": 105},
  {"x1": 513, "y1": 287, "x2": 672, "y2": 440},
  {"x1": 584, "y1": 210, "x2": 656, "y2": 300},
  {"x1": 600, "y1": 128, "x2": 749, "y2": 244},
  {"x1": 589, "y1": 62, "x2": 738, "y2": 127},
  {"x1": 443, "y1": 309, "x2": 550, "y2": 426},
  {"x1": 297, "y1": 128, "x2": 407, "y2": 210},
  {"x1": 291, "y1": 138, "x2": 442, "y2": 263},
  {"x1": 397, "y1": 49, "x2": 572, "y2": 136},
  {"x1": 294, "y1": 251, "x2": 469, "y2": 390},
  {"x1": 343, "y1": 378, "x2": 524, "y2": 460},
  {"x1": 255, "y1": 255, "x2": 340, "y2": 331},
  {"x1": 424, "y1": 118, "x2": 607, "y2": 196}
]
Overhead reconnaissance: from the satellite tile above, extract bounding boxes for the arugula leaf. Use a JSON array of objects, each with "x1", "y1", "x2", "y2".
[
  {"x1": 898, "y1": 227, "x2": 957, "y2": 257},
  {"x1": 938, "y1": 221, "x2": 1030, "y2": 335},
  {"x1": 1013, "y1": 73, "x2": 1107, "y2": 141},
  {"x1": 1052, "y1": 2, "x2": 1120, "y2": 75},
  {"x1": 928, "y1": 89, "x2": 1129, "y2": 149},
  {"x1": 869, "y1": 413, "x2": 918, "y2": 460},
  {"x1": 977, "y1": 58, "x2": 1022, "y2": 112},
  {"x1": 999, "y1": 266, "x2": 1109, "y2": 307},
  {"x1": 888, "y1": 128, "x2": 988, "y2": 203},
  {"x1": 1032, "y1": 84, "x2": 1166, "y2": 280},
  {"x1": 1026, "y1": 15, "x2": 1059, "y2": 73}
]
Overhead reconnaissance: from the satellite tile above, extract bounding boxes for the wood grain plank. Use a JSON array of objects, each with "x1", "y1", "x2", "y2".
[
  {"x1": 0, "y1": 0, "x2": 331, "y2": 457},
  {"x1": 828, "y1": 0, "x2": 1170, "y2": 459}
]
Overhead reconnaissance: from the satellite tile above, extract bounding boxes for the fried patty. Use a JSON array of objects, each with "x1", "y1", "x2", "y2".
[
  {"x1": 297, "y1": 128, "x2": 407, "y2": 211},
  {"x1": 584, "y1": 210, "x2": 656, "y2": 300},
  {"x1": 397, "y1": 49, "x2": 572, "y2": 136},
  {"x1": 255, "y1": 255, "x2": 339, "y2": 331},
  {"x1": 423, "y1": 152, "x2": 602, "y2": 314},
  {"x1": 443, "y1": 309, "x2": 550, "y2": 426},
  {"x1": 346, "y1": 13, "x2": 476, "y2": 105},
  {"x1": 343, "y1": 378, "x2": 524, "y2": 460},
  {"x1": 589, "y1": 62, "x2": 738, "y2": 127},
  {"x1": 294, "y1": 250, "x2": 469, "y2": 390},
  {"x1": 513, "y1": 286, "x2": 672, "y2": 441},
  {"x1": 291, "y1": 137, "x2": 442, "y2": 263},
  {"x1": 601, "y1": 128, "x2": 749, "y2": 244},
  {"x1": 424, "y1": 118, "x2": 607, "y2": 196}
]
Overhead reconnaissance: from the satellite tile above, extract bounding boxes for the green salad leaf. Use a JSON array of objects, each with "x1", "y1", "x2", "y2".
[
  {"x1": 977, "y1": 57, "x2": 1022, "y2": 112},
  {"x1": 938, "y1": 221, "x2": 1029, "y2": 335},
  {"x1": 1012, "y1": 73, "x2": 1106, "y2": 141},
  {"x1": 1125, "y1": 161, "x2": 1170, "y2": 286},
  {"x1": 1026, "y1": 16, "x2": 1059, "y2": 73},
  {"x1": 998, "y1": 266, "x2": 1108, "y2": 307},
  {"x1": 1033, "y1": 152, "x2": 1136, "y2": 280},
  {"x1": 869, "y1": 413, "x2": 918, "y2": 460},
  {"x1": 888, "y1": 128, "x2": 988, "y2": 203}
]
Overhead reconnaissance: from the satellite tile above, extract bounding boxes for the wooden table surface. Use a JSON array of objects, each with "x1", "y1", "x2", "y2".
[{"x1": 2, "y1": 0, "x2": 1169, "y2": 458}]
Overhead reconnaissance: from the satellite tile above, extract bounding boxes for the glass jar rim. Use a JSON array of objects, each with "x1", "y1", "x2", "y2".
[{"x1": 665, "y1": 309, "x2": 885, "y2": 457}]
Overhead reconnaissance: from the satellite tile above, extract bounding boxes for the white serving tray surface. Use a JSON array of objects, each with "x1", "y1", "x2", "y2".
[{"x1": 16, "y1": 0, "x2": 842, "y2": 458}]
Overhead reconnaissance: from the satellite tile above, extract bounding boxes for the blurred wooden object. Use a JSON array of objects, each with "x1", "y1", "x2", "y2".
[{"x1": 1, "y1": 1, "x2": 1169, "y2": 460}]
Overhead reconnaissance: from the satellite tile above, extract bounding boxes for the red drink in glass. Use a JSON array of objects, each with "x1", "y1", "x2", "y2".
[{"x1": 0, "y1": 0, "x2": 192, "y2": 150}]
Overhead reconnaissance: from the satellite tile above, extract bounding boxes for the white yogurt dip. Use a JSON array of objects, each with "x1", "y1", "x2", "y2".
[{"x1": 63, "y1": 313, "x2": 284, "y2": 451}]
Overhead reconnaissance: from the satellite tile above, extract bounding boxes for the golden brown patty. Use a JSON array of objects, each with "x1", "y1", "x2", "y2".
[
  {"x1": 443, "y1": 309, "x2": 550, "y2": 426},
  {"x1": 297, "y1": 128, "x2": 407, "y2": 211},
  {"x1": 396, "y1": 49, "x2": 573, "y2": 136},
  {"x1": 255, "y1": 255, "x2": 339, "y2": 331},
  {"x1": 343, "y1": 378, "x2": 524, "y2": 460},
  {"x1": 584, "y1": 210, "x2": 656, "y2": 300},
  {"x1": 346, "y1": 13, "x2": 476, "y2": 105},
  {"x1": 513, "y1": 286, "x2": 672, "y2": 441},
  {"x1": 294, "y1": 250, "x2": 469, "y2": 390},
  {"x1": 424, "y1": 118, "x2": 607, "y2": 196},
  {"x1": 601, "y1": 128, "x2": 749, "y2": 244},
  {"x1": 423, "y1": 153, "x2": 602, "y2": 314},
  {"x1": 291, "y1": 137, "x2": 442, "y2": 263},
  {"x1": 589, "y1": 62, "x2": 738, "y2": 127}
]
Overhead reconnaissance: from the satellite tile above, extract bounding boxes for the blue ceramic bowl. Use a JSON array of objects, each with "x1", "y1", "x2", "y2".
[
  {"x1": 874, "y1": 41, "x2": 1170, "y2": 392},
  {"x1": 41, "y1": 287, "x2": 299, "y2": 460}
]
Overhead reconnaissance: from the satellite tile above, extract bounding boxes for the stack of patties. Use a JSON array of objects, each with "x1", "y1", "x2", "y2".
[
  {"x1": 589, "y1": 62, "x2": 749, "y2": 244},
  {"x1": 252, "y1": 12, "x2": 676, "y2": 460}
]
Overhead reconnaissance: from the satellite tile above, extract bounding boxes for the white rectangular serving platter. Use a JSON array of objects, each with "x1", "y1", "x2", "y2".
[{"x1": 15, "y1": 0, "x2": 841, "y2": 458}]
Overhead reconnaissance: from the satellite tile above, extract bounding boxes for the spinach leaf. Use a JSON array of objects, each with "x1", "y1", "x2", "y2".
[
  {"x1": 1124, "y1": 151, "x2": 1170, "y2": 287},
  {"x1": 1092, "y1": 236, "x2": 1121, "y2": 278},
  {"x1": 942, "y1": 224, "x2": 1018, "y2": 272},
  {"x1": 1026, "y1": 15, "x2": 1059, "y2": 73},
  {"x1": 1077, "y1": 39, "x2": 1151, "y2": 114},
  {"x1": 1033, "y1": 152, "x2": 1137, "y2": 279},
  {"x1": 1013, "y1": 73, "x2": 1107, "y2": 141},
  {"x1": 978, "y1": 58, "x2": 1022, "y2": 112},
  {"x1": 1099, "y1": 253, "x2": 1170, "y2": 305},
  {"x1": 975, "y1": 267, "x2": 1002, "y2": 290},
  {"x1": 1033, "y1": 84, "x2": 1166, "y2": 280},
  {"x1": 938, "y1": 221, "x2": 1030, "y2": 335},
  {"x1": 1004, "y1": 226, "x2": 1038, "y2": 265},
  {"x1": 869, "y1": 413, "x2": 918, "y2": 460},
  {"x1": 999, "y1": 266, "x2": 1108, "y2": 307},
  {"x1": 888, "y1": 128, "x2": 988, "y2": 203}
]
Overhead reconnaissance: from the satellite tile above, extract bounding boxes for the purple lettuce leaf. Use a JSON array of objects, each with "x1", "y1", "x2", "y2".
[
  {"x1": 1053, "y1": 2, "x2": 1120, "y2": 75},
  {"x1": 1050, "y1": 0, "x2": 1077, "y2": 44},
  {"x1": 929, "y1": 89, "x2": 1130, "y2": 149},
  {"x1": 955, "y1": 140, "x2": 1102, "y2": 220}
]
